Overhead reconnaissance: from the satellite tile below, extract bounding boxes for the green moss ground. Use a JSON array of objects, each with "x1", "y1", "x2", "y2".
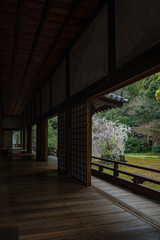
[{"x1": 92, "y1": 154, "x2": 160, "y2": 191}]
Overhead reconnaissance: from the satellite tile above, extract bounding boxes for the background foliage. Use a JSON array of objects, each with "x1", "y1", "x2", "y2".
[
  {"x1": 48, "y1": 116, "x2": 58, "y2": 156},
  {"x1": 100, "y1": 73, "x2": 160, "y2": 154}
]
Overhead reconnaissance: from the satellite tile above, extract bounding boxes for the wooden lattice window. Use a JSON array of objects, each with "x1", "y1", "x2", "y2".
[
  {"x1": 71, "y1": 103, "x2": 88, "y2": 184},
  {"x1": 58, "y1": 111, "x2": 66, "y2": 171}
]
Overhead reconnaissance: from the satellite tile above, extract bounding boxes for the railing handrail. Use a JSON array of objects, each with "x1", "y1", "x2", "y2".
[
  {"x1": 117, "y1": 169, "x2": 160, "y2": 185},
  {"x1": 92, "y1": 156, "x2": 160, "y2": 174},
  {"x1": 91, "y1": 161, "x2": 160, "y2": 185},
  {"x1": 92, "y1": 162, "x2": 113, "y2": 171}
]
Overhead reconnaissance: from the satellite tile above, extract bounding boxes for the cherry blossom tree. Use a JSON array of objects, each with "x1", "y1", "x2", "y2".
[{"x1": 92, "y1": 114, "x2": 131, "y2": 160}]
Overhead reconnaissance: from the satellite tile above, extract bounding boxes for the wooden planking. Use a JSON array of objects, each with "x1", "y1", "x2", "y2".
[
  {"x1": 18, "y1": 0, "x2": 105, "y2": 116},
  {"x1": 0, "y1": 156, "x2": 160, "y2": 240},
  {"x1": 0, "y1": 226, "x2": 19, "y2": 240},
  {"x1": 0, "y1": 0, "x2": 105, "y2": 116},
  {"x1": 92, "y1": 176, "x2": 160, "y2": 224}
]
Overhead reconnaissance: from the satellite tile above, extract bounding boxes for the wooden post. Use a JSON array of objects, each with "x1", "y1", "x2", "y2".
[
  {"x1": 66, "y1": 106, "x2": 72, "y2": 175},
  {"x1": 23, "y1": 129, "x2": 26, "y2": 149},
  {"x1": 20, "y1": 129, "x2": 23, "y2": 147},
  {"x1": 36, "y1": 122, "x2": 40, "y2": 159},
  {"x1": 36, "y1": 120, "x2": 47, "y2": 161},
  {"x1": 0, "y1": 123, "x2": 3, "y2": 155},
  {"x1": 134, "y1": 176, "x2": 140, "y2": 185},
  {"x1": 87, "y1": 99, "x2": 92, "y2": 186},
  {"x1": 43, "y1": 119, "x2": 48, "y2": 162},
  {"x1": 114, "y1": 162, "x2": 119, "y2": 177},
  {"x1": 99, "y1": 166, "x2": 103, "y2": 172},
  {"x1": 27, "y1": 126, "x2": 32, "y2": 153}
]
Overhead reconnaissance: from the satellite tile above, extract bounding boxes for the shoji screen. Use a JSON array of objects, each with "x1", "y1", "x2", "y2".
[
  {"x1": 71, "y1": 101, "x2": 91, "y2": 185},
  {"x1": 58, "y1": 111, "x2": 66, "y2": 171}
]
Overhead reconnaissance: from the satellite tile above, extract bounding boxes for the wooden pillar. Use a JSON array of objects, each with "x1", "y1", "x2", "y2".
[
  {"x1": 20, "y1": 129, "x2": 23, "y2": 147},
  {"x1": 66, "y1": 106, "x2": 72, "y2": 175},
  {"x1": 27, "y1": 126, "x2": 32, "y2": 153},
  {"x1": 23, "y1": 129, "x2": 26, "y2": 149},
  {"x1": 87, "y1": 100, "x2": 92, "y2": 186},
  {"x1": 0, "y1": 123, "x2": 3, "y2": 155},
  {"x1": 36, "y1": 119, "x2": 47, "y2": 161}
]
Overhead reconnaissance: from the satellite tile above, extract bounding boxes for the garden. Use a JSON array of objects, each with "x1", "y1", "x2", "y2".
[
  {"x1": 92, "y1": 73, "x2": 160, "y2": 191},
  {"x1": 48, "y1": 116, "x2": 58, "y2": 156}
]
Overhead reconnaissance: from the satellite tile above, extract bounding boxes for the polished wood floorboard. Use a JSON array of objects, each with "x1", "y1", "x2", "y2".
[
  {"x1": 91, "y1": 176, "x2": 160, "y2": 222},
  {"x1": 0, "y1": 156, "x2": 160, "y2": 240}
]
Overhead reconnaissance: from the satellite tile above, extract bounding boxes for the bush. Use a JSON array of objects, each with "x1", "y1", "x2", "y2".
[
  {"x1": 125, "y1": 135, "x2": 147, "y2": 153},
  {"x1": 48, "y1": 147, "x2": 57, "y2": 156},
  {"x1": 152, "y1": 145, "x2": 160, "y2": 154}
]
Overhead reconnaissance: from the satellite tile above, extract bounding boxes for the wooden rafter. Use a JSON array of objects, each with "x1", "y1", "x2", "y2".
[
  {"x1": 12, "y1": 0, "x2": 51, "y2": 115},
  {"x1": 17, "y1": 0, "x2": 79, "y2": 115},
  {"x1": 8, "y1": 0, "x2": 23, "y2": 113}
]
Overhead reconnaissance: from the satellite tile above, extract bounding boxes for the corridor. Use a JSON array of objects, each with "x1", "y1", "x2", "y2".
[{"x1": 0, "y1": 153, "x2": 160, "y2": 239}]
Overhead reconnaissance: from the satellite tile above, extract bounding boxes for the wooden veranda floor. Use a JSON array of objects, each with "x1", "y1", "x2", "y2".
[
  {"x1": 91, "y1": 176, "x2": 160, "y2": 228},
  {"x1": 0, "y1": 155, "x2": 160, "y2": 240}
]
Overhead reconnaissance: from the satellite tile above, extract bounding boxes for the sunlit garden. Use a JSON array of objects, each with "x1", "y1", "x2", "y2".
[
  {"x1": 92, "y1": 73, "x2": 160, "y2": 191},
  {"x1": 48, "y1": 116, "x2": 58, "y2": 157}
]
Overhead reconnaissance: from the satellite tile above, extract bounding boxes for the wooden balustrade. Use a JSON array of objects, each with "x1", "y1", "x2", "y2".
[{"x1": 91, "y1": 156, "x2": 160, "y2": 200}]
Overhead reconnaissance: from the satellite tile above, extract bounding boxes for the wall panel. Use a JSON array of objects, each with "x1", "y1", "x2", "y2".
[
  {"x1": 28, "y1": 104, "x2": 31, "y2": 124},
  {"x1": 36, "y1": 92, "x2": 40, "y2": 119},
  {"x1": 41, "y1": 81, "x2": 50, "y2": 115},
  {"x1": 3, "y1": 117, "x2": 21, "y2": 129},
  {"x1": 70, "y1": 5, "x2": 108, "y2": 96},
  {"x1": 116, "y1": 0, "x2": 160, "y2": 68},
  {"x1": 31, "y1": 99, "x2": 36, "y2": 122},
  {"x1": 4, "y1": 131, "x2": 12, "y2": 148},
  {"x1": 52, "y1": 59, "x2": 66, "y2": 108}
]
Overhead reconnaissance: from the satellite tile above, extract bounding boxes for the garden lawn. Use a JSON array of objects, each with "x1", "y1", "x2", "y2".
[
  {"x1": 119, "y1": 156, "x2": 160, "y2": 191},
  {"x1": 92, "y1": 155, "x2": 160, "y2": 191}
]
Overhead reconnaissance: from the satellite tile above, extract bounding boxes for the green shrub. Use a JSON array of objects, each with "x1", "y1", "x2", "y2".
[
  {"x1": 48, "y1": 147, "x2": 57, "y2": 156},
  {"x1": 152, "y1": 145, "x2": 160, "y2": 154},
  {"x1": 125, "y1": 135, "x2": 147, "y2": 153}
]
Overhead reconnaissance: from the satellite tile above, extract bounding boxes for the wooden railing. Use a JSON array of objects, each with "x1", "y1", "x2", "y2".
[
  {"x1": 91, "y1": 156, "x2": 160, "y2": 199},
  {"x1": 12, "y1": 144, "x2": 21, "y2": 147}
]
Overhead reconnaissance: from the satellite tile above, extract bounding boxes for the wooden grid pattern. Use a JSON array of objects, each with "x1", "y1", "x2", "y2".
[
  {"x1": 71, "y1": 103, "x2": 87, "y2": 184},
  {"x1": 0, "y1": 0, "x2": 104, "y2": 116},
  {"x1": 58, "y1": 112, "x2": 66, "y2": 171}
]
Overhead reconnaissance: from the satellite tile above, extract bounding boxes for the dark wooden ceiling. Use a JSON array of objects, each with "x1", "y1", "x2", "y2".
[{"x1": 0, "y1": 0, "x2": 106, "y2": 117}]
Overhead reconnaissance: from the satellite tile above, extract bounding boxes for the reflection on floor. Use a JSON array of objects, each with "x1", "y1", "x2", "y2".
[
  {"x1": 91, "y1": 176, "x2": 160, "y2": 227},
  {"x1": 48, "y1": 155, "x2": 58, "y2": 168},
  {"x1": 0, "y1": 153, "x2": 160, "y2": 240}
]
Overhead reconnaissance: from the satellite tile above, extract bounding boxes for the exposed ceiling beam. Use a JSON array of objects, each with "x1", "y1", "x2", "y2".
[
  {"x1": 8, "y1": 0, "x2": 23, "y2": 113},
  {"x1": 12, "y1": 0, "x2": 52, "y2": 115},
  {"x1": 17, "y1": 0, "x2": 79, "y2": 115},
  {"x1": 108, "y1": 0, "x2": 116, "y2": 75},
  {"x1": 17, "y1": 0, "x2": 107, "y2": 115}
]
